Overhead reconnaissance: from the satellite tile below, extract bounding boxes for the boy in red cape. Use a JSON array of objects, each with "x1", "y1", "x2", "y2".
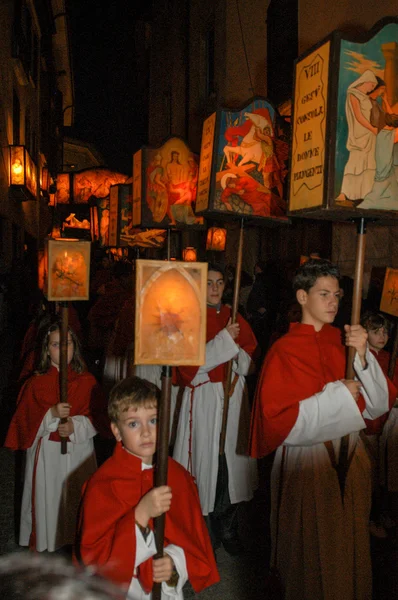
[
  {"x1": 249, "y1": 258, "x2": 393, "y2": 600},
  {"x1": 75, "y1": 376, "x2": 219, "y2": 599}
]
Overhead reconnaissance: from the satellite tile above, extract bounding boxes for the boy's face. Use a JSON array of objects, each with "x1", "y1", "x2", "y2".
[
  {"x1": 207, "y1": 270, "x2": 225, "y2": 306},
  {"x1": 296, "y1": 275, "x2": 340, "y2": 331},
  {"x1": 111, "y1": 404, "x2": 157, "y2": 465},
  {"x1": 367, "y1": 327, "x2": 388, "y2": 352}
]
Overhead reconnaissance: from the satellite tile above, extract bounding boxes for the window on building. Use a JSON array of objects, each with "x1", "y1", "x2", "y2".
[
  {"x1": 205, "y1": 24, "x2": 215, "y2": 97},
  {"x1": 12, "y1": 224, "x2": 22, "y2": 262},
  {"x1": 13, "y1": 91, "x2": 21, "y2": 144},
  {"x1": 31, "y1": 129, "x2": 37, "y2": 160},
  {"x1": 11, "y1": 0, "x2": 38, "y2": 84},
  {"x1": 163, "y1": 89, "x2": 172, "y2": 136},
  {"x1": 21, "y1": 2, "x2": 32, "y2": 73},
  {"x1": 267, "y1": 0, "x2": 298, "y2": 105},
  {"x1": 31, "y1": 33, "x2": 39, "y2": 86},
  {"x1": 25, "y1": 111, "x2": 31, "y2": 154}
]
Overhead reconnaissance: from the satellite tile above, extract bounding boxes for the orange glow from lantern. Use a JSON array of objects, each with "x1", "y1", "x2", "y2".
[
  {"x1": 182, "y1": 247, "x2": 197, "y2": 262},
  {"x1": 44, "y1": 238, "x2": 91, "y2": 301},
  {"x1": 135, "y1": 260, "x2": 207, "y2": 365},
  {"x1": 10, "y1": 146, "x2": 25, "y2": 186},
  {"x1": 380, "y1": 267, "x2": 398, "y2": 318},
  {"x1": 9, "y1": 145, "x2": 37, "y2": 199},
  {"x1": 38, "y1": 249, "x2": 45, "y2": 291},
  {"x1": 206, "y1": 227, "x2": 226, "y2": 251},
  {"x1": 89, "y1": 205, "x2": 99, "y2": 241},
  {"x1": 41, "y1": 166, "x2": 49, "y2": 192}
]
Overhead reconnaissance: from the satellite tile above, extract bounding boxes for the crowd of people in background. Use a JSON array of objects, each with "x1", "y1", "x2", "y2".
[{"x1": 0, "y1": 247, "x2": 397, "y2": 600}]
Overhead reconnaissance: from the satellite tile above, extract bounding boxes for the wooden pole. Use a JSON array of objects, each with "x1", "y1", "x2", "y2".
[
  {"x1": 59, "y1": 302, "x2": 69, "y2": 455},
  {"x1": 152, "y1": 365, "x2": 172, "y2": 600},
  {"x1": 388, "y1": 321, "x2": 398, "y2": 380},
  {"x1": 337, "y1": 218, "x2": 367, "y2": 498},
  {"x1": 219, "y1": 218, "x2": 244, "y2": 456}
]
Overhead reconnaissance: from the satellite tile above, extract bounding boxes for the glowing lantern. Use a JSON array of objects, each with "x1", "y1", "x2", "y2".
[
  {"x1": 182, "y1": 247, "x2": 197, "y2": 262},
  {"x1": 206, "y1": 227, "x2": 227, "y2": 251},
  {"x1": 9, "y1": 145, "x2": 37, "y2": 200},
  {"x1": 44, "y1": 238, "x2": 91, "y2": 301},
  {"x1": 10, "y1": 146, "x2": 24, "y2": 185},
  {"x1": 41, "y1": 166, "x2": 49, "y2": 193},
  {"x1": 135, "y1": 259, "x2": 207, "y2": 365}
]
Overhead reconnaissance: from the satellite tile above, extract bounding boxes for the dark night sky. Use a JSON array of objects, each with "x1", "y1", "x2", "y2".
[{"x1": 65, "y1": 0, "x2": 152, "y2": 176}]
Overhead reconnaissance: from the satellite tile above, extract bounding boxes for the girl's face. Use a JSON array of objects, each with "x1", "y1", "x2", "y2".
[
  {"x1": 48, "y1": 329, "x2": 74, "y2": 368},
  {"x1": 367, "y1": 327, "x2": 388, "y2": 352}
]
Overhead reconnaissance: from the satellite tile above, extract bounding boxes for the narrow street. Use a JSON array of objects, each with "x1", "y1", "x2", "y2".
[{"x1": 0, "y1": 324, "x2": 396, "y2": 599}]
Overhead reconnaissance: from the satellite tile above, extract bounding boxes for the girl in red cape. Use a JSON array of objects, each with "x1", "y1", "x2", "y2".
[{"x1": 5, "y1": 318, "x2": 109, "y2": 553}]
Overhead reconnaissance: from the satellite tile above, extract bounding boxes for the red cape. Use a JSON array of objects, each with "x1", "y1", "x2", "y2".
[
  {"x1": 75, "y1": 442, "x2": 219, "y2": 592},
  {"x1": 249, "y1": 323, "x2": 368, "y2": 457},
  {"x1": 4, "y1": 366, "x2": 111, "y2": 449},
  {"x1": 175, "y1": 304, "x2": 257, "y2": 387}
]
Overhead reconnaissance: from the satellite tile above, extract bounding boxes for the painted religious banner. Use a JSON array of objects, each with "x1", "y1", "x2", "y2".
[
  {"x1": 108, "y1": 183, "x2": 132, "y2": 246},
  {"x1": 97, "y1": 196, "x2": 110, "y2": 247},
  {"x1": 44, "y1": 238, "x2": 91, "y2": 301},
  {"x1": 134, "y1": 260, "x2": 207, "y2": 365},
  {"x1": 289, "y1": 16, "x2": 398, "y2": 221},
  {"x1": 109, "y1": 182, "x2": 166, "y2": 248},
  {"x1": 196, "y1": 97, "x2": 290, "y2": 223},
  {"x1": 53, "y1": 168, "x2": 128, "y2": 205},
  {"x1": 380, "y1": 267, "x2": 398, "y2": 318},
  {"x1": 73, "y1": 168, "x2": 128, "y2": 204},
  {"x1": 132, "y1": 137, "x2": 205, "y2": 229}
]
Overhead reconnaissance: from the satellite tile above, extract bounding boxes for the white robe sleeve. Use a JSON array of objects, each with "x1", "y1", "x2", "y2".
[
  {"x1": 133, "y1": 529, "x2": 187, "y2": 599},
  {"x1": 284, "y1": 381, "x2": 366, "y2": 446},
  {"x1": 232, "y1": 346, "x2": 253, "y2": 377},
  {"x1": 284, "y1": 348, "x2": 390, "y2": 447},
  {"x1": 40, "y1": 408, "x2": 60, "y2": 436},
  {"x1": 353, "y1": 349, "x2": 389, "y2": 419},
  {"x1": 163, "y1": 544, "x2": 188, "y2": 596},
  {"x1": 135, "y1": 526, "x2": 157, "y2": 566},
  {"x1": 192, "y1": 329, "x2": 238, "y2": 379},
  {"x1": 69, "y1": 416, "x2": 98, "y2": 444}
]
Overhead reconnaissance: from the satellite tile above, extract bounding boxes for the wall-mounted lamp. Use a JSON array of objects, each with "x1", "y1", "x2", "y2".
[{"x1": 9, "y1": 145, "x2": 37, "y2": 201}]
